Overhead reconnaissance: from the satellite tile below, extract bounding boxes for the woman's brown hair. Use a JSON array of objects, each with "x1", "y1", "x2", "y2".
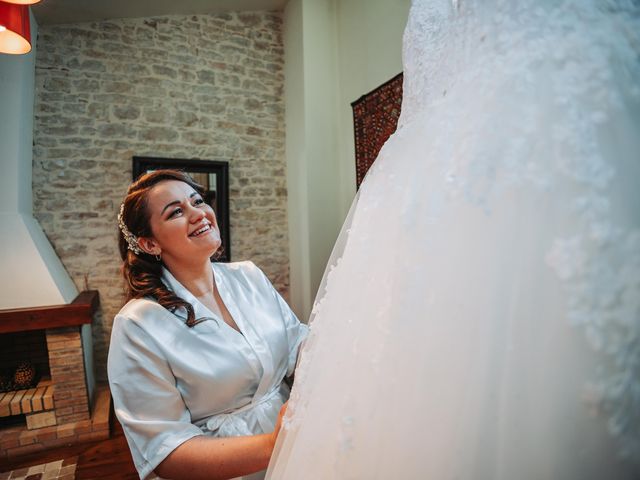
[{"x1": 118, "y1": 169, "x2": 207, "y2": 327}]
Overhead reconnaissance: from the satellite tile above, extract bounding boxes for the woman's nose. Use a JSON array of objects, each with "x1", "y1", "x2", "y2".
[{"x1": 188, "y1": 205, "x2": 206, "y2": 222}]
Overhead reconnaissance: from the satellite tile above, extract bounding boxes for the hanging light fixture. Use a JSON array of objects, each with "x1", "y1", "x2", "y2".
[
  {"x1": 0, "y1": 1, "x2": 31, "y2": 54},
  {"x1": 2, "y1": 1, "x2": 40, "y2": 5}
]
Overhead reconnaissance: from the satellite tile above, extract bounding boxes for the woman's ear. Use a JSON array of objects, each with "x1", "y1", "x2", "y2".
[{"x1": 137, "y1": 237, "x2": 161, "y2": 256}]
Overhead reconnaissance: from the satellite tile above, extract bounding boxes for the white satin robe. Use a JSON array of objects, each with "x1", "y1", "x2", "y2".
[{"x1": 107, "y1": 261, "x2": 308, "y2": 480}]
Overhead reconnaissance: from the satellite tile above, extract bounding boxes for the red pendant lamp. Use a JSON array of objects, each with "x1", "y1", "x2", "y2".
[{"x1": 0, "y1": 1, "x2": 33, "y2": 55}]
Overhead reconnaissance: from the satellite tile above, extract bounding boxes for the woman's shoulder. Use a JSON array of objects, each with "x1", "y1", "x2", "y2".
[
  {"x1": 117, "y1": 297, "x2": 166, "y2": 320},
  {"x1": 113, "y1": 297, "x2": 176, "y2": 335},
  {"x1": 108, "y1": 299, "x2": 177, "y2": 380}
]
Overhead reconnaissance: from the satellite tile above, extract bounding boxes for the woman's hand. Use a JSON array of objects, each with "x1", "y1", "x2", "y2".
[{"x1": 270, "y1": 401, "x2": 288, "y2": 448}]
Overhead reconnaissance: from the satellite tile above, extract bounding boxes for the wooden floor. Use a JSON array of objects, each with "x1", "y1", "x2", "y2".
[{"x1": 2, "y1": 411, "x2": 138, "y2": 479}]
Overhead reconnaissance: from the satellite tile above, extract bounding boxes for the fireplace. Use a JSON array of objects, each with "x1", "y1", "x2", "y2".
[
  {"x1": 0, "y1": 291, "x2": 111, "y2": 459},
  {"x1": 0, "y1": 25, "x2": 114, "y2": 460}
]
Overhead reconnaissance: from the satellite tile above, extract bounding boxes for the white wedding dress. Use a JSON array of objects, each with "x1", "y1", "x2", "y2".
[{"x1": 268, "y1": 0, "x2": 640, "y2": 478}]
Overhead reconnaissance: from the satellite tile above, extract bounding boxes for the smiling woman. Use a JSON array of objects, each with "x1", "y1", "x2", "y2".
[
  {"x1": 108, "y1": 170, "x2": 308, "y2": 480},
  {"x1": 137, "y1": 181, "x2": 222, "y2": 279},
  {"x1": 132, "y1": 157, "x2": 231, "y2": 262}
]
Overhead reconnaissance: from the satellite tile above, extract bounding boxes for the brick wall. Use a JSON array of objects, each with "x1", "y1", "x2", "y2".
[
  {"x1": 33, "y1": 11, "x2": 288, "y2": 380},
  {"x1": 46, "y1": 328, "x2": 89, "y2": 424}
]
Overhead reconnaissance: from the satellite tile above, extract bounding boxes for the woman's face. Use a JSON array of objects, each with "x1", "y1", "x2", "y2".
[{"x1": 138, "y1": 180, "x2": 221, "y2": 265}]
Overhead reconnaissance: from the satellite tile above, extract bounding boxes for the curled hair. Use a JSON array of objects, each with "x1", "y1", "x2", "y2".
[{"x1": 118, "y1": 169, "x2": 206, "y2": 327}]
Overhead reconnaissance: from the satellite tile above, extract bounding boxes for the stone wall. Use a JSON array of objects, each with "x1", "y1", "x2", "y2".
[{"x1": 33, "y1": 11, "x2": 288, "y2": 380}]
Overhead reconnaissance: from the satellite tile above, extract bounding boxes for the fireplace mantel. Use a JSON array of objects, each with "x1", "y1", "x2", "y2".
[{"x1": 0, "y1": 291, "x2": 99, "y2": 334}]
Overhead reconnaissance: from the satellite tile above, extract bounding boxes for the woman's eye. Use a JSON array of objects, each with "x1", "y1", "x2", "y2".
[
  {"x1": 169, "y1": 208, "x2": 183, "y2": 218},
  {"x1": 194, "y1": 198, "x2": 205, "y2": 206}
]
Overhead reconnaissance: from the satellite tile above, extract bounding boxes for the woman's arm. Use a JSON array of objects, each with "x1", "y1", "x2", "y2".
[
  {"x1": 155, "y1": 432, "x2": 273, "y2": 480},
  {"x1": 155, "y1": 403, "x2": 286, "y2": 480}
]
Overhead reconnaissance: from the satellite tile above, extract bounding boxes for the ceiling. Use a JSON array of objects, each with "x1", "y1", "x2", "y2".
[{"x1": 32, "y1": 0, "x2": 288, "y2": 25}]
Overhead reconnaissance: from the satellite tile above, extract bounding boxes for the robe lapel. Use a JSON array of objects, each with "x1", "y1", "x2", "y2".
[
  {"x1": 161, "y1": 267, "x2": 218, "y2": 324},
  {"x1": 212, "y1": 264, "x2": 276, "y2": 405}
]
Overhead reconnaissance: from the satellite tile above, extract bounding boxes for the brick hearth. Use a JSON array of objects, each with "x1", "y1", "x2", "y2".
[{"x1": 0, "y1": 385, "x2": 110, "y2": 458}]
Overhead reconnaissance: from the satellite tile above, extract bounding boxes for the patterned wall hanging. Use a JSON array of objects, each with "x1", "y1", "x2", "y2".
[{"x1": 351, "y1": 72, "x2": 403, "y2": 189}]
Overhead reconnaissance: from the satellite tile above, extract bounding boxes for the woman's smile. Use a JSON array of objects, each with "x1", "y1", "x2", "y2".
[{"x1": 189, "y1": 222, "x2": 213, "y2": 237}]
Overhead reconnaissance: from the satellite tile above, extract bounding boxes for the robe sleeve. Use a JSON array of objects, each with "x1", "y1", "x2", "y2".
[
  {"x1": 108, "y1": 313, "x2": 203, "y2": 480},
  {"x1": 251, "y1": 262, "x2": 309, "y2": 377}
]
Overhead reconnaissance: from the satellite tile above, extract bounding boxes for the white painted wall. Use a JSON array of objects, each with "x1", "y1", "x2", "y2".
[
  {"x1": 334, "y1": 0, "x2": 411, "y2": 215},
  {"x1": 283, "y1": 0, "x2": 310, "y2": 318},
  {"x1": 1, "y1": 18, "x2": 34, "y2": 215},
  {"x1": 284, "y1": 0, "x2": 411, "y2": 319}
]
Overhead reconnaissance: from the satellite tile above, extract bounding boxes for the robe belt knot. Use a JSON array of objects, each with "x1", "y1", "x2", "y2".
[{"x1": 203, "y1": 386, "x2": 282, "y2": 436}]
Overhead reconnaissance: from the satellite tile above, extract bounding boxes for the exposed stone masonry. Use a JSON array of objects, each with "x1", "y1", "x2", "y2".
[{"x1": 33, "y1": 11, "x2": 288, "y2": 380}]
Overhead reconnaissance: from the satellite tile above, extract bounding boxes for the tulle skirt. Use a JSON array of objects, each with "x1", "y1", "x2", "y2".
[{"x1": 268, "y1": 1, "x2": 640, "y2": 478}]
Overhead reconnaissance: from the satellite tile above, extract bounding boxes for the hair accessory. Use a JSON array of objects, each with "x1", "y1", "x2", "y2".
[{"x1": 117, "y1": 203, "x2": 142, "y2": 255}]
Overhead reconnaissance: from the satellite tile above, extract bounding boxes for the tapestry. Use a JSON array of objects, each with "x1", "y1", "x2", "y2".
[{"x1": 351, "y1": 72, "x2": 403, "y2": 189}]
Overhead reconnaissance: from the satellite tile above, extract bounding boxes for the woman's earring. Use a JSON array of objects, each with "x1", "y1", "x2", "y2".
[{"x1": 155, "y1": 253, "x2": 162, "y2": 262}]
